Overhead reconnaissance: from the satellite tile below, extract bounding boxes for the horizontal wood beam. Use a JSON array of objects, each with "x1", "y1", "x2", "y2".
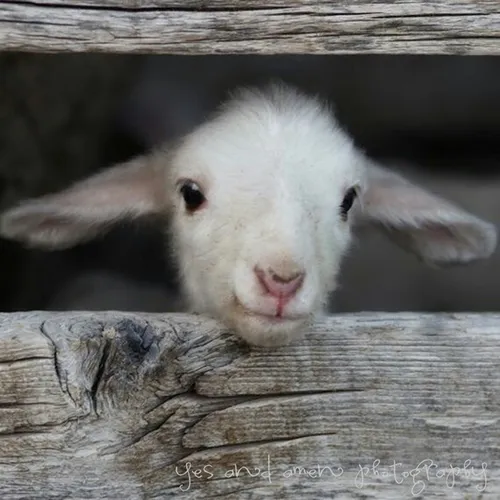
[
  {"x1": 0, "y1": 1, "x2": 500, "y2": 55},
  {"x1": 0, "y1": 310, "x2": 499, "y2": 498}
]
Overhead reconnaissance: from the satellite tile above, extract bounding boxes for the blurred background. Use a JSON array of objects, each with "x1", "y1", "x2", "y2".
[{"x1": 1, "y1": 53, "x2": 499, "y2": 314}]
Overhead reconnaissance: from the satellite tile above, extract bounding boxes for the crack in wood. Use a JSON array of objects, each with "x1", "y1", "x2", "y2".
[
  {"x1": 0, "y1": 401, "x2": 67, "y2": 408},
  {"x1": 179, "y1": 431, "x2": 340, "y2": 458},
  {"x1": 1, "y1": 1, "x2": 288, "y2": 14},
  {"x1": 89, "y1": 338, "x2": 110, "y2": 416},
  {"x1": 0, "y1": 356, "x2": 53, "y2": 365},
  {"x1": 39, "y1": 320, "x2": 75, "y2": 406}
]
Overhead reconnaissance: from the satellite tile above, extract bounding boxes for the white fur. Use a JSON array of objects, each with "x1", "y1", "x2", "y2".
[
  {"x1": 0, "y1": 83, "x2": 496, "y2": 347},
  {"x1": 165, "y1": 85, "x2": 363, "y2": 345}
]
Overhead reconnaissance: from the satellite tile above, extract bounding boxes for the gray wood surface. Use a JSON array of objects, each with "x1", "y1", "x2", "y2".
[
  {"x1": 0, "y1": 310, "x2": 498, "y2": 499},
  {"x1": 1, "y1": 1, "x2": 500, "y2": 54}
]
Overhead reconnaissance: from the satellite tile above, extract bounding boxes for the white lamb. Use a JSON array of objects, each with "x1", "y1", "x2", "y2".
[{"x1": 0, "y1": 84, "x2": 496, "y2": 346}]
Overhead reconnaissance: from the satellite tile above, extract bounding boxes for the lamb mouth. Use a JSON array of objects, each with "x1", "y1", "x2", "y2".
[{"x1": 234, "y1": 298, "x2": 309, "y2": 323}]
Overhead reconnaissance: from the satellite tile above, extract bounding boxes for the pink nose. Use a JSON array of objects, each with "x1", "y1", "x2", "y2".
[{"x1": 255, "y1": 267, "x2": 305, "y2": 298}]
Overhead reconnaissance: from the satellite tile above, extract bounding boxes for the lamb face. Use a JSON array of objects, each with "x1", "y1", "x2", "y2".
[
  {"x1": 165, "y1": 86, "x2": 363, "y2": 345},
  {"x1": 0, "y1": 83, "x2": 496, "y2": 347}
]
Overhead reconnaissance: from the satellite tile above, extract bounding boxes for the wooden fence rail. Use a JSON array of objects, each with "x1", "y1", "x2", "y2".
[
  {"x1": 0, "y1": 311, "x2": 498, "y2": 498},
  {"x1": 1, "y1": 1, "x2": 500, "y2": 54}
]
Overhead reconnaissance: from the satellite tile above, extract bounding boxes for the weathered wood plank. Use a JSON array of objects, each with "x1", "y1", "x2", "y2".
[
  {"x1": 0, "y1": 310, "x2": 498, "y2": 498},
  {"x1": 1, "y1": 1, "x2": 500, "y2": 55}
]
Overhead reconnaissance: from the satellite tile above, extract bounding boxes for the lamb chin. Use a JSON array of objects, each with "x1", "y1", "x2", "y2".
[{"x1": 229, "y1": 312, "x2": 311, "y2": 347}]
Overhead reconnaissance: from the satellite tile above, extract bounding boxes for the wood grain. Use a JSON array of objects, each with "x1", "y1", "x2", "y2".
[
  {"x1": 0, "y1": 310, "x2": 498, "y2": 498},
  {"x1": 1, "y1": 1, "x2": 500, "y2": 54}
]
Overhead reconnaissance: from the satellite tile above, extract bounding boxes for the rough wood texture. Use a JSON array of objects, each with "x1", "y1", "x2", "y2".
[
  {"x1": 1, "y1": 1, "x2": 500, "y2": 55},
  {"x1": 0, "y1": 310, "x2": 498, "y2": 499}
]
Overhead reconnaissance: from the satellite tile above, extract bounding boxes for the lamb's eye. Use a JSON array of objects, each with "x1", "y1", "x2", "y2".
[
  {"x1": 179, "y1": 180, "x2": 206, "y2": 212},
  {"x1": 340, "y1": 187, "x2": 358, "y2": 220}
]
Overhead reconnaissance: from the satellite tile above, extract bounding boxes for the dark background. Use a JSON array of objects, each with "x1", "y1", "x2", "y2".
[{"x1": 1, "y1": 54, "x2": 499, "y2": 313}]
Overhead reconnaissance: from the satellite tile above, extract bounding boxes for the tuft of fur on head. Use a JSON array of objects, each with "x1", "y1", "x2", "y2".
[{"x1": 0, "y1": 82, "x2": 496, "y2": 347}]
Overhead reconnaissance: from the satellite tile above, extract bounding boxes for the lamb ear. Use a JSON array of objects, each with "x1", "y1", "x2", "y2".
[
  {"x1": 0, "y1": 155, "x2": 167, "y2": 249},
  {"x1": 354, "y1": 160, "x2": 497, "y2": 266}
]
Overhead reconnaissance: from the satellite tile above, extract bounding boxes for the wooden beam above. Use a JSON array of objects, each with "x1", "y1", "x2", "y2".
[{"x1": 1, "y1": 1, "x2": 500, "y2": 55}]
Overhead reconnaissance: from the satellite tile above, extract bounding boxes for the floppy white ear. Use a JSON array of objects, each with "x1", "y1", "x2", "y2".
[
  {"x1": 355, "y1": 160, "x2": 497, "y2": 265},
  {"x1": 0, "y1": 155, "x2": 167, "y2": 249}
]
